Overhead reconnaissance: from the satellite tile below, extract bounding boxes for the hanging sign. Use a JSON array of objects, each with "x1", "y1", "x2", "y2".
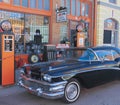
[{"x1": 56, "y1": 10, "x2": 67, "y2": 22}]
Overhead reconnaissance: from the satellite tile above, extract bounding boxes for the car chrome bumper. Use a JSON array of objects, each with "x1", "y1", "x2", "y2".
[{"x1": 18, "y1": 74, "x2": 67, "y2": 99}]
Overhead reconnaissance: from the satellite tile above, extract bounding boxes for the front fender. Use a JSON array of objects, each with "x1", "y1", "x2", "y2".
[{"x1": 61, "y1": 74, "x2": 76, "y2": 81}]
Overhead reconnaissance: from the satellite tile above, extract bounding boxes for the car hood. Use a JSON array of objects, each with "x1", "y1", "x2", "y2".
[{"x1": 41, "y1": 59, "x2": 90, "y2": 77}]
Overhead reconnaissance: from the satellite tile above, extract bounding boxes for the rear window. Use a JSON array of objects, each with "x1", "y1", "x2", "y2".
[{"x1": 95, "y1": 50, "x2": 119, "y2": 61}]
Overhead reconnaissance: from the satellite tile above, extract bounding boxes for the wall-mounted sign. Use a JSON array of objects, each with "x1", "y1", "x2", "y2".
[{"x1": 56, "y1": 10, "x2": 67, "y2": 22}]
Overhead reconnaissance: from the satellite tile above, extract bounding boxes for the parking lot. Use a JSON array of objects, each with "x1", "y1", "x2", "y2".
[{"x1": 0, "y1": 78, "x2": 120, "y2": 105}]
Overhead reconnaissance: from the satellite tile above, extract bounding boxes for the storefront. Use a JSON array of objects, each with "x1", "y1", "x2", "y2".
[
  {"x1": 0, "y1": 0, "x2": 97, "y2": 68},
  {"x1": 0, "y1": 0, "x2": 52, "y2": 67},
  {"x1": 0, "y1": 0, "x2": 52, "y2": 44},
  {"x1": 0, "y1": 0, "x2": 96, "y2": 47},
  {"x1": 52, "y1": 0, "x2": 96, "y2": 47}
]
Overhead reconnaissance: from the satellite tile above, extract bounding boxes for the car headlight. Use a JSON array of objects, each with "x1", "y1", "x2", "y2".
[{"x1": 43, "y1": 74, "x2": 52, "y2": 82}]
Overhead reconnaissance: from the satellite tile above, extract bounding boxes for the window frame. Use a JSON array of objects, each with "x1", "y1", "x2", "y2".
[
  {"x1": 13, "y1": 0, "x2": 20, "y2": 6},
  {"x1": 109, "y1": 0, "x2": 116, "y2": 4},
  {"x1": 30, "y1": 0, "x2": 36, "y2": 8},
  {"x1": 63, "y1": 0, "x2": 90, "y2": 17},
  {"x1": 22, "y1": 0, "x2": 28, "y2": 7}
]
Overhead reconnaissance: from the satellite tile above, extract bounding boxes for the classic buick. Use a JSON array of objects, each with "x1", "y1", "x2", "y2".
[{"x1": 18, "y1": 46, "x2": 120, "y2": 103}]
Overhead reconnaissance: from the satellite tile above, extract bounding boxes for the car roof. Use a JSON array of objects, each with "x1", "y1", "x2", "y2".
[{"x1": 91, "y1": 46, "x2": 120, "y2": 53}]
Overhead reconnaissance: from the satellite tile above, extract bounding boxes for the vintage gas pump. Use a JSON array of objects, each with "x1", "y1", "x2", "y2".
[
  {"x1": 76, "y1": 23, "x2": 85, "y2": 47},
  {"x1": 0, "y1": 20, "x2": 15, "y2": 86}
]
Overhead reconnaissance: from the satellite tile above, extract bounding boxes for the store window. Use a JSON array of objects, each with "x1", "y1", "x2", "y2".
[
  {"x1": 38, "y1": 0, "x2": 42, "y2": 9},
  {"x1": 109, "y1": 0, "x2": 116, "y2": 4},
  {"x1": 44, "y1": 0, "x2": 50, "y2": 10},
  {"x1": 3, "y1": 0, "x2": 10, "y2": 3},
  {"x1": 81, "y1": 3, "x2": 85, "y2": 16},
  {"x1": 61, "y1": 0, "x2": 65, "y2": 7},
  {"x1": 76, "y1": 0, "x2": 80, "y2": 16},
  {"x1": 71, "y1": 0, "x2": 76, "y2": 16},
  {"x1": 60, "y1": 25, "x2": 68, "y2": 41},
  {"x1": 85, "y1": 4, "x2": 89, "y2": 16},
  {"x1": 0, "y1": 10, "x2": 49, "y2": 43},
  {"x1": 13, "y1": 0, "x2": 20, "y2": 6},
  {"x1": 64, "y1": 0, "x2": 89, "y2": 17},
  {"x1": 22, "y1": 0, "x2": 28, "y2": 7},
  {"x1": 30, "y1": 0, "x2": 36, "y2": 8},
  {"x1": 104, "y1": 19, "x2": 118, "y2": 30},
  {"x1": 104, "y1": 18, "x2": 118, "y2": 46},
  {"x1": 66, "y1": 0, "x2": 70, "y2": 14},
  {"x1": 25, "y1": 14, "x2": 49, "y2": 43}
]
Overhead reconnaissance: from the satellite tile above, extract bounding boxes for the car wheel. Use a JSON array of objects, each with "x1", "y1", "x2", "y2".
[{"x1": 63, "y1": 78, "x2": 81, "y2": 103}]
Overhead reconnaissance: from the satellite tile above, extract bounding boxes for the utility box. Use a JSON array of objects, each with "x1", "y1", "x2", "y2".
[{"x1": 0, "y1": 20, "x2": 15, "y2": 86}]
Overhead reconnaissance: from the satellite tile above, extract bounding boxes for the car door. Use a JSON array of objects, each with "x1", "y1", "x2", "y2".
[{"x1": 79, "y1": 50, "x2": 119, "y2": 88}]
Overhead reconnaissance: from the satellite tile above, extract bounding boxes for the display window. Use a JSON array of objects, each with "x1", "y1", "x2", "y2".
[
  {"x1": 30, "y1": 0, "x2": 36, "y2": 8},
  {"x1": 2, "y1": 0, "x2": 10, "y2": 3},
  {"x1": 0, "y1": 10, "x2": 50, "y2": 54},
  {"x1": 44, "y1": 0, "x2": 50, "y2": 10},
  {"x1": 13, "y1": 0, "x2": 20, "y2": 6},
  {"x1": 22, "y1": 0, "x2": 28, "y2": 7},
  {"x1": 61, "y1": 0, "x2": 90, "y2": 17}
]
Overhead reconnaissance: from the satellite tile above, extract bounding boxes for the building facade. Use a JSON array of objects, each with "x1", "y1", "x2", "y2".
[
  {"x1": 0, "y1": 0, "x2": 96, "y2": 48},
  {"x1": 97, "y1": 0, "x2": 120, "y2": 47},
  {"x1": 52, "y1": 0, "x2": 96, "y2": 47}
]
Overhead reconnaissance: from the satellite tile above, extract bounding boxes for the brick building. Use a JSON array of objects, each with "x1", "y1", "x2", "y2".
[
  {"x1": 0, "y1": 0, "x2": 96, "y2": 48},
  {"x1": 97, "y1": 0, "x2": 120, "y2": 47},
  {"x1": 52, "y1": 0, "x2": 96, "y2": 47}
]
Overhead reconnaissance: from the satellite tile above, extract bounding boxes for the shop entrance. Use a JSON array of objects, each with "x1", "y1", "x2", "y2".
[
  {"x1": 104, "y1": 18, "x2": 118, "y2": 47},
  {"x1": 103, "y1": 30, "x2": 112, "y2": 44},
  {"x1": 70, "y1": 29, "x2": 77, "y2": 47}
]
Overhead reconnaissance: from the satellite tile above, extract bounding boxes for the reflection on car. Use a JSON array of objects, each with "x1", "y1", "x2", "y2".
[{"x1": 18, "y1": 46, "x2": 120, "y2": 103}]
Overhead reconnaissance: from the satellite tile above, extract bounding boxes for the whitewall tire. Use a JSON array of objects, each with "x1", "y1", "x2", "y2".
[{"x1": 63, "y1": 78, "x2": 81, "y2": 103}]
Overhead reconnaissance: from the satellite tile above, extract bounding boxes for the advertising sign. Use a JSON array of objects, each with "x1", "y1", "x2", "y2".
[{"x1": 56, "y1": 10, "x2": 67, "y2": 22}]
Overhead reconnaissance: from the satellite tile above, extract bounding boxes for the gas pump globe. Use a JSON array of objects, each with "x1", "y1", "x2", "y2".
[
  {"x1": 0, "y1": 20, "x2": 15, "y2": 86},
  {"x1": 1, "y1": 20, "x2": 12, "y2": 31}
]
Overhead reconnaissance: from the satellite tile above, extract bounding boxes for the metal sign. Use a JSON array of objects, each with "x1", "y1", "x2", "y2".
[{"x1": 56, "y1": 10, "x2": 67, "y2": 22}]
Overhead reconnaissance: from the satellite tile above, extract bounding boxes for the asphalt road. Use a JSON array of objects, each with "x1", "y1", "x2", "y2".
[{"x1": 0, "y1": 80, "x2": 120, "y2": 105}]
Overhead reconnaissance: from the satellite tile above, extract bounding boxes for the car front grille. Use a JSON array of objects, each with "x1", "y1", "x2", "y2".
[
  {"x1": 23, "y1": 79, "x2": 49, "y2": 91},
  {"x1": 30, "y1": 67, "x2": 41, "y2": 80}
]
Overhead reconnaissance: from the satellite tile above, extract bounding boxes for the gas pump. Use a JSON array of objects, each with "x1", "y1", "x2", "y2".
[
  {"x1": 76, "y1": 23, "x2": 85, "y2": 47},
  {"x1": 77, "y1": 32, "x2": 85, "y2": 47},
  {"x1": 0, "y1": 20, "x2": 15, "y2": 86}
]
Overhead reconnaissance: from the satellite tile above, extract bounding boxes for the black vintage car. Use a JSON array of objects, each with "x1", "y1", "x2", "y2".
[{"x1": 18, "y1": 46, "x2": 120, "y2": 103}]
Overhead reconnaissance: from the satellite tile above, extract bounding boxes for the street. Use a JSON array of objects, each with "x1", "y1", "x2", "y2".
[{"x1": 0, "y1": 80, "x2": 120, "y2": 105}]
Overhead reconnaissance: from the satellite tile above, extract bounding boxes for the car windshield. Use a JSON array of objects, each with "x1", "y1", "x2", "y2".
[{"x1": 78, "y1": 49, "x2": 98, "y2": 61}]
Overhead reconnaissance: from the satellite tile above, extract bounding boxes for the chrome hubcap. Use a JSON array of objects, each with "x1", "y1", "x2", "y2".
[{"x1": 66, "y1": 83, "x2": 78, "y2": 100}]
